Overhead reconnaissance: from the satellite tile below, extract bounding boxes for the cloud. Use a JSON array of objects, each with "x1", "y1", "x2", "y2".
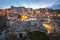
[
  {"x1": 0, "y1": 0, "x2": 59, "y2": 9},
  {"x1": 20, "y1": 0, "x2": 58, "y2": 9},
  {"x1": 55, "y1": 0, "x2": 60, "y2": 4},
  {"x1": 21, "y1": 3, "x2": 54, "y2": 9}
]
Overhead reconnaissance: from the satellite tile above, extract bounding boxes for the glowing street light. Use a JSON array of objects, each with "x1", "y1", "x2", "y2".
[{"x1": 21, "y1": 15, "x2": 28, "y2": 21}]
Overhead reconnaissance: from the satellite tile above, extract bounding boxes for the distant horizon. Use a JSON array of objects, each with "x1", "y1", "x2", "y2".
[
  {"x1": 0, "y1": 5, "x2": 49, "y2": 9},
  {"x1": 0, "y1": 5, "x2": 60, "y2": 10}
]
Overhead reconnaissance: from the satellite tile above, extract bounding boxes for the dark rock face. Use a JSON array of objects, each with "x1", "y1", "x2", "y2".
[
  {"x1": 27, "y1": 31, "x2": 50, "y2": 40},
  {"x1": 0, "y1": 16, "x2": 7, "y2": 32}
]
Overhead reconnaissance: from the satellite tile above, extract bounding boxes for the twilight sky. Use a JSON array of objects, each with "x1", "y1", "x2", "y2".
[{"x1": 0, "y1": 0, "x2": 60, "y2": 9}]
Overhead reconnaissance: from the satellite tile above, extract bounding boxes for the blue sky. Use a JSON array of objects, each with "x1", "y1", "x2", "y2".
[{"x1": 0, "y1": 0, "x2": 60, "y2": 9}]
